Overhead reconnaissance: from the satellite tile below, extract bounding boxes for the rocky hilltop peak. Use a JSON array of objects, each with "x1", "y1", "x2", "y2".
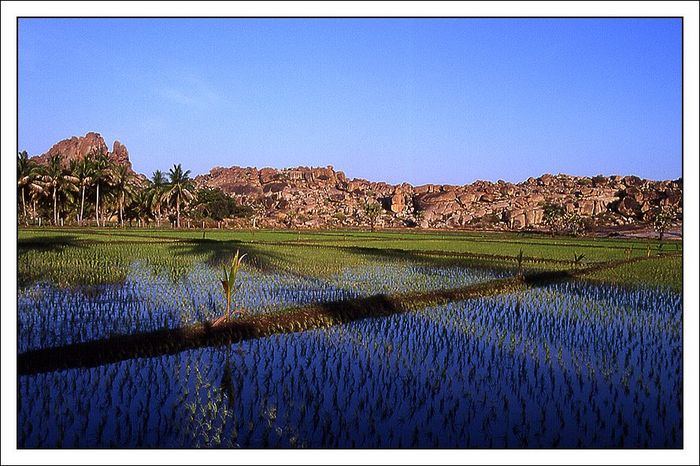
[
  {"x1": 31, "y1": 132, "x2": 136, "y2": 173},
  {"x1": 195, "y1": 165, "x2": 682, "y2": 231}
]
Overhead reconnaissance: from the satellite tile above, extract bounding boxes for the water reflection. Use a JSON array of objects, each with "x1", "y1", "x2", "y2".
[
  {"x1": 18, "y1": 281, "x2": 681, "y2": 448},
  {"x1": 18, "y1": 262, "x2": 508, "y2": 352}
]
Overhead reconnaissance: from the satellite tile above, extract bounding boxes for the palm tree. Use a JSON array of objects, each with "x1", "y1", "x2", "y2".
[
  {"x1": 28, "y1": 183, "x2": 43, "y2": 224},
  {"x1": 17, "y1": 151, "x2": 39, "y2": 224},
  {"x1": 70, "y1": 156, "x2": 95, "y2": 225},
  {"x1": 111, "y1": 164, "x2": 136, "y2": 227},
  {"x1": 162, "y1": 164, "x2": 194, "y2": 228},
  {"x1": 148, "y1": 170, "x2": 167, "y2": 227},
  {"x1": 130, "y1": 190, "x2": 154, "y2": 227},
  {"x1": 38, "y1": 154, "x2": 78, "y2": 225},
  {"x1": 91, "y1": 151, "x2": 113, "y2": 227}
]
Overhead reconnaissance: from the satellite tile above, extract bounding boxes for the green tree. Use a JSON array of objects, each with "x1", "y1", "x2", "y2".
[
  {"x1": 91, "y1": 150, "x2": 114, "y2": 227},
  {"x1": 70, "y1": 156, "x2": 96, "y2": 225},
  {"x1": 148, "y1": 170, "x2": 168, "y2": 227},
  {"x1": 162, "y1": 164, "x2": 195, "y2": 228},
  {"x1": 17, "y1": 151, "x2": 39, "y2": 224},
  {"x1": 542, "y1": 203, "x2": 566, "y2": 236},
  {"x1": 37, "y1": 154, "x2": 79, "y2": 225},
  {"x1": 563, "y1": 212, "x2": 585, "y2": 236},
  {"x1": 191, "y1": 187, "x2": 252, "y2": 222},
  {"x1": 363, "y1": 201, "x2": 382, "y2": 232},
  {"x1": 125, "y1": 189, "x2": 154, "y2": 227},
  {"x1": 653, "y1": 205, "x2": 679, "y2": 242},
  {"x1": 111, "y1": 164, "x2": 137, "y2": 227}
]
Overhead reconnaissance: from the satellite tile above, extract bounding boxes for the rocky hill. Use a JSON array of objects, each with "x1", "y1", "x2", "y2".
[
  {"x1": 28, "y1": 132, "x2": 682, "y2": 231},
  {"x1": 194, "y1": 165, "x2": 682, "y2": 231},
  {"x1": 31, "y1": 132, "x2": 136, "y2": 173}
]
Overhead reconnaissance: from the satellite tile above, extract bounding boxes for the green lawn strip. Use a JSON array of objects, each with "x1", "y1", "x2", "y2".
[
  {"x1": 581, "y1": 255, "x2": 682, "y2": 292},
  {"x1": 21, "y1": 228, "x2": 680, "y2": 260},
  {"x1": 18, "y1": 228, "x2": 681, "y2": 288}
]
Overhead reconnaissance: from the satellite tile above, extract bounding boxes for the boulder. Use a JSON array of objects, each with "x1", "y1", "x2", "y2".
[
  {"x1": 617, "y1": 196, "x2": 640, "y2": 218},
  {"x1": 389, "y1": 192, "x2": 406, "y2": 213}
]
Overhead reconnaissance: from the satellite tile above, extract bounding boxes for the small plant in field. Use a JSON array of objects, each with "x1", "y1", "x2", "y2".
[
  {"x1": 573, "y1": 252, "x2": 585, "y2": 268},
  {"x1": 516, "y1": 249, "x2": 524, "y2": 277},
  {"x1": 220, "y1": 250, "x2": 246, "y2": 320}
]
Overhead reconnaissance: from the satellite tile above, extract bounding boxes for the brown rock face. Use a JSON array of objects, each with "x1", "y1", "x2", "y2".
[
  {"x1": 33, "y1": 132, "x2": 108, "y2": 166},
  {"x1": 31, "y1": 132, "x2": 681, "y2": 231},
  {"x1": 196, "y1": 167, "x2": 681, "y2": 231},
  {"x1": 389, "y1": 193, "x2": 406, "y2": 213},
  {"x1": 617, "y1": 196, "x2": 640, "y2": 218},
  {"x1": 111, "y1": 141, "x2": 133, "y2": 170},
  {"x1": 31, "y1": 132, "x2": 136, "y2": 173}
]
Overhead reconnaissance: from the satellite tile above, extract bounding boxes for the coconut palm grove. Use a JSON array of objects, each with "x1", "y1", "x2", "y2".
[{"x1": 17, "y1": 150, "x2": 251, "y2": 229}]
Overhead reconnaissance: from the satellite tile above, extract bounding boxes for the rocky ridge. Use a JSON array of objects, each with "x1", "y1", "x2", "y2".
[
  {"x1": 28, "y1": 132, "x2": 682, "y2": 231},
  {"x1": 194, "y1": 165, "x2": 682, "y2": 230}
]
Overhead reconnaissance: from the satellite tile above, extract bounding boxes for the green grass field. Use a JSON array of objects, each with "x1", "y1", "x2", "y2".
[{"x1": 18, "y1": 227, "x2": 682, "y2": 291}]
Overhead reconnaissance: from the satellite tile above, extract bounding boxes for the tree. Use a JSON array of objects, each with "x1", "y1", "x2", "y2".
[
  {"x1": 17, "y1": 151, "x2": 39, "y2": 224},
  {"x1": 653, "y1": 205, "x2": 679, "y2": 242},
  {"x1": 125, "y1": 189, "x2": 154, "y2": 227},
  {"x1": 162, "y1": 164, "x2": 194, "y2": 228},
  {"x1": 27, "y1": 178, "x2": 45, "y2": 224},
  {"x1": 111, "y1": 164, "x2": 137, "y2": 227},
  {"x1": 148, "y1": 170, "x2": 168, "y2": 227},
  {"x1": 563, "y1": 212, "x2": 585, "y2": 236},
  {"x1": 36, "y1": 154, "x2": 78, "y2": 225},
  {"x1": 250, "y1": 203, "x2": 267, "y2": 231},
  {"x1": 91, "y1": 150, "x2": 113, "y2": 227},
  {"x1": 542, "y1": 203, "x2": 566, "y2": 236},
  {"x1": 70, "y1": 156, "x2": 95, "y2": 225},
  {"x1": 190, "y1": 187, "x2": 252, "y2": 222},
  {"x1": 363, "y1": 201, "x2": 382, "y2": 232}
]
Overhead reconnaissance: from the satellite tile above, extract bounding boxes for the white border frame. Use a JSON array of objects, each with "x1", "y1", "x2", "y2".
[{"x1": 2, "y1": 2, "x2": 698, "y2": 465}]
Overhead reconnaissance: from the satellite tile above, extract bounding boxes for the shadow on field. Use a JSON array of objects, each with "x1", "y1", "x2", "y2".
[
  {"x1": 17, "y1": 291, "x2": 400, "y2": 376},
  {"x1": 17, "y1": 235, "x2": 85, "y2": 257},
  {"x1": 168, "y1": 239, "x2": 303, "y2": 276},
  {"x1": 522, "y1": 270, "x2": 575, "y2": 288},
  {"x1": 335, "y1": 244, "x2": 528, "y2": 273},
  {"x1": 16, "y1": 243, "x2": 672, "y2": 376},
  {"x1": 17, "y1": 276, "x2": 527, "y2": 376}
]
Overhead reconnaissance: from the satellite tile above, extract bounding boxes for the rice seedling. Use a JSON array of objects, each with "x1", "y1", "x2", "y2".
[{"x1": 516, "y1": 249, "x2": 524, "y2": 276}]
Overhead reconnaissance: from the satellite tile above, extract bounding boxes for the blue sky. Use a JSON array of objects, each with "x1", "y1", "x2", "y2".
[{"x1": 18, "y1": 18, "x2": 681, "y2": 185}]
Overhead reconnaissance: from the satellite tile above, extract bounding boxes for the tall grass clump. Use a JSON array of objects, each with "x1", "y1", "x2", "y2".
[{"x1": 220, "y1": 250, "x2": 246, "y2": 321}]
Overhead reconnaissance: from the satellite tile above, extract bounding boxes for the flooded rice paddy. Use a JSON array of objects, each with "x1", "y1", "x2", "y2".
[
  {"x1": 17, "y1": 255, "x2": 681, "y2": 448},
  {"x1": 18, "y1": 262, "x2": 509, "y2": 353}
]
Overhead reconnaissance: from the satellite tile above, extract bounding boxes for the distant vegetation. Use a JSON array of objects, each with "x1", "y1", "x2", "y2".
[{"x1": 17, "y1": 150, "x2": 252, "y2": 228}]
